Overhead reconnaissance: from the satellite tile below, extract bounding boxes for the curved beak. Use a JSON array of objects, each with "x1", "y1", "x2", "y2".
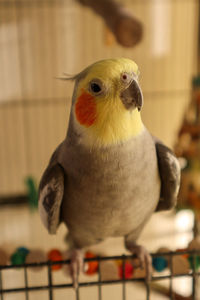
[{"x1": 120, "y1": 79, "x2": 143, "y2": 111}]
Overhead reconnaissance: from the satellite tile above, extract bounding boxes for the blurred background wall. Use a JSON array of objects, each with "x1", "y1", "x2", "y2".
[{"x1": 0, "y1": 0, "x2": 199, "y2": 196}]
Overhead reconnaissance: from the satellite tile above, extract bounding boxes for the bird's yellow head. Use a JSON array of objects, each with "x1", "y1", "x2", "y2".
[{"x1": 70, "y1": 58, "x2": 144, "y2": 147}]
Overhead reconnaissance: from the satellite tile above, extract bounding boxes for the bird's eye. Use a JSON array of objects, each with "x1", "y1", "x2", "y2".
[
  {"x1": 91, "y1": 83, "x2": 101, "y2": 93},
  {"x1": 121, "y1": 72, "x2": 132, "y2": 84},
  {"x1": 89, "y1": 79, "x2": 103, "y2": 95}
]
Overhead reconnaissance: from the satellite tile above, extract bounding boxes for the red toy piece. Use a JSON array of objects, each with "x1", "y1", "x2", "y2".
[
  {"x1": 84, "y1": 251, "x2": 99, "y2": 275},
  {"x1": 47, "y1": 249, "x2": 63, "y2": 271},
  {"x1": 118, "y1": 261, "x2": 134, "y2": 279},
  {"x1": 176, "y1": 248, "x2": 189, "y2": 259}
]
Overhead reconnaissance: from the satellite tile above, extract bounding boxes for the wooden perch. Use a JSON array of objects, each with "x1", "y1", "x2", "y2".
[{"x1": 76, "y1": 0, "x2": 143, "y2": 47}]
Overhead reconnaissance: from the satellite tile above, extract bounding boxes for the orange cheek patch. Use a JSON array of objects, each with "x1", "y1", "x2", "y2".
[{"x1": 75, "y1": 91, "x2": 97, "y2": 127}]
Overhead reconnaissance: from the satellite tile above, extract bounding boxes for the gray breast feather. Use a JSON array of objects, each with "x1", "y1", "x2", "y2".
[{"x1": 60, "y1": 129, "x2": 160, "y2": 246}]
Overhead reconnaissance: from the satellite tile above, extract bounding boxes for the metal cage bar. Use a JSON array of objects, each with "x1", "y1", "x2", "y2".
[
  {"x1": 47, "y1": 263, "x2": 53, "y2": 300},
  {"x1": 75, "y1": 285, "x2": 80, "y2": 300},
  {"x1": 122, "y1": 255, "x2": 126, "y2": 300},
  {"x1": 192, "y1": 254, "x2": 197, "y2": 300},
  {"x1": 0, "y1": 271, "x2": 3, "y2": 300},
  {"x1": 24, "y1": 266, "x2": 29, "y2": 300},
  {"x1": 169, "y1": 254, "x2": 174, "y2": 300},
  {"x1": 98, "y1": 257, "x2": 102, "y2": 300},
  {"x1": 0, "y1": 250, "x2": 199, "y2": 299}
]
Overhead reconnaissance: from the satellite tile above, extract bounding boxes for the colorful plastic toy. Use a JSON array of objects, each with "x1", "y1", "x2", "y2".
[
  {"x1": 11, "y1": 247, "x2": 29, "y2": 265},
  {"x1": 152, "y1": 256, "x2": 168, "y2": 272},
  {"x1": 118, "y1": 261, "x2": 134, "y2": 279},
  {"x1": 47, "y1": 249, "x2": 63, "y2": 271},
  {"x1": 84, "y1": 251, "x2": 99, "y2": 275}
]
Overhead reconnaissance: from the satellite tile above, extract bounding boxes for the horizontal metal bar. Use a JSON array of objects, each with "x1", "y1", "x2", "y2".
[
  {"x1": 0, "y1": 272, "x2": 199, "y2": 294},
  {"x1": 0, "y1": 196, "x2": 28, "y2": 206},
  {"x1": 0, "y1": 250, "x2": 200, "y2": 270}
]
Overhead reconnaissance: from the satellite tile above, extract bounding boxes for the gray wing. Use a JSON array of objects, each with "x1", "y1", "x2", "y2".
[
  {"x1": 153, "y1": 137, "x2": 181, "y2": 212},
  {"x1": 38, "y1": 146, "x2": 64, "y2": 234}
]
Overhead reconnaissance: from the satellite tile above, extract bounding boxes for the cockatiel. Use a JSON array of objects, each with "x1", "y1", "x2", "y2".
[{"x1": 39, "y1": 58, "x2": 180, "y2": 285}]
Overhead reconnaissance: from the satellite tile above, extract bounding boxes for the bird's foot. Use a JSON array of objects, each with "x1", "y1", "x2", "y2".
[
  {"x1": 69, "y1": 249, "x2": 84, "y2": 289},
  {"x1": 128, "y1": 244, "x2": 152, "y2": 281}
]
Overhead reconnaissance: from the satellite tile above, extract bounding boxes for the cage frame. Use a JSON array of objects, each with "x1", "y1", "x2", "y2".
[{"x1": 0, "y1": 250, "x2": 199, "y2": 300}]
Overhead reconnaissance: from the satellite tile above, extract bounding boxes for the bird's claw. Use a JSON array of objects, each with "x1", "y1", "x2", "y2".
[
  {"x1": 130, "y1": 245, "x2": 152, "y2": 281},
  {"x1": 69, "y1": 249, "x2": 84, "y2": 289}
]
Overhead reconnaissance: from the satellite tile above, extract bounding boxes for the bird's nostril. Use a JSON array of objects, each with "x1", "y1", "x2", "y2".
[{"x1": 122, "y1": 74, "x2": 127, "y2": 80}]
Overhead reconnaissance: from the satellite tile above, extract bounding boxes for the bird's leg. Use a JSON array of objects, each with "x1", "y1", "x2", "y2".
[
  {"x1": 69, "y1": 248, "x2": 84, "y2": 289},
  {"x1": 125, "y1": 233, "x2": 152, "y2": 281},
  {"x1": 129, "y1": 243, "x2": 152, "y2": 281}
]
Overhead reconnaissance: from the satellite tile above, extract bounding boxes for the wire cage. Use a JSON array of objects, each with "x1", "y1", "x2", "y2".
[
  {"x1": 0, "y1": 0, "x2": 200, "y2": 300},
  {"x1": 0, "y1": 250, "x2": 200, "y2": 300}
]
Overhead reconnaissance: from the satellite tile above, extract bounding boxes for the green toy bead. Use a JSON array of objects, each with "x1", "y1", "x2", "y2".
[
  {"x1": 25, "y1": 176, "x2": 38, "y2": 210},
  {"x1": 11, "y1": 252, "x2": 26, "y2": 265},
  {"x1": 11, "y1": 247, "x2": 29, "y2": 265},
  {"x1": 152, "y1": 256, "x2": 168, "y2": 272},
  {"x1": 188, "y1": 255, "x2": 200, "y2": 270},
  {"x1": 192, "y1": 76, "x2": 200, "y2": 88}
]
